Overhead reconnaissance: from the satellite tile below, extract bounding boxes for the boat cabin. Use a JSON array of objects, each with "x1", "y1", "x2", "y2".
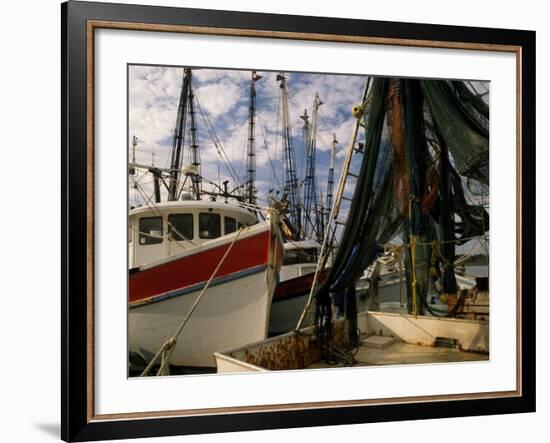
[
  {"x1": 280, "y1": 240, "x2": 321, "y2": 281},
  {"x1": 128, "y1": 200, "x2": 257, "y2": 268},
  {"x1": 283, "y1": 240, "x2": 320, "y2": 265}
]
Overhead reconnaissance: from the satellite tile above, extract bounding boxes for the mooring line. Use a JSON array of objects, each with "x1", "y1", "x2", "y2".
[{"x1": 140, "y1": 227, "x2": 244, "y2": 377}]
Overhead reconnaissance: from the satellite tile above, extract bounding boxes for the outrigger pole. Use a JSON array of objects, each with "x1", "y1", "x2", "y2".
[
  {"x1": 246, "y1": 71, "x2": 262, "y2": 205},
  {"x1": 325, "y1": 133, "x2": 337, "y2": 231}
]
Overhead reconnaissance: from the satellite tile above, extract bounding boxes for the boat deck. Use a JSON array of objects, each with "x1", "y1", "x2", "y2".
[
  {"x1": 215, "y1": 311, "x2": 490, "y2": 374},
  {"x1": 306, "y1": 339, "x2": 488, "y2": 370}
]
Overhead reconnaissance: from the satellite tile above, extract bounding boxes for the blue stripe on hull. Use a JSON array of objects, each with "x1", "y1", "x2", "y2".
[{"x1": 130, "y1": 264, "x2": 268, "y2": 309}]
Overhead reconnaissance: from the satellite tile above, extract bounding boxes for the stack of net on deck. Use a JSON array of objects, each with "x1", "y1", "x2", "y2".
[{"x1": 314, "y1": 77, "x2": 489, "y2": 348}]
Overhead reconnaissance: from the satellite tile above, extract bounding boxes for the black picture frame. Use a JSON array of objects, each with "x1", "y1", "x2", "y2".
[{"x1": 62, "y1": 1, "x2": 536, "y2": 441}]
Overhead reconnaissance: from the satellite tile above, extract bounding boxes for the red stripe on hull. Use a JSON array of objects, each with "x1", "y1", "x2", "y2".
[
  {"x1": 273, "y1": 269, "x2": 329, "y2": 302},
  {"x1": 129, "y1": 230, "x2": 271, "y2": 303}
]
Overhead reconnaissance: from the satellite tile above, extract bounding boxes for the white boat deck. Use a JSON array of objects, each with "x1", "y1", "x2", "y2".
[
  {"x1": 215, "y1": 310, "x2": 489, "y2": 373},
  {"x1": 306, "y1": 338, "x2": 488, "y2": 370}
]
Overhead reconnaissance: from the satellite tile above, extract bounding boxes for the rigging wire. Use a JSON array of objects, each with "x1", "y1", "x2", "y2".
[
  {"x1": 194, "y1": 90, "x2": 244, "y2": 193},
  {"x1": 273, "y1": 90, "x2": 282, "y2": 190},
  {"x1": 256, "y1": 111, "x2": 283, "y2": 191}
]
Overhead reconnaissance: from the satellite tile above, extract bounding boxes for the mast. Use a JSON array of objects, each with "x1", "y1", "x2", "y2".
[
  {"x1": 131, "y1": 135, "x2": 137, "y2": 165},
  {"x1": 167, "y1": 68, "x2": 201, "y2": 201},
  {"x1": 303, "y1": 92, "x2": 323, "y2": 241},
  {"x1": 298, "y1": 109, "x2": 309, "y2": 240},
  {"x1": 129, "y1": 135, "x2": 138, "y2": 177},
  {"x1": 151, "y1": 169, "x2": 162, "y2": 203},
  {"x1": 277, "y1": 73, "x2": 300, "y2": 237},
  {"x1": 325, "y1": 133, "x2": 337, "y2": 229},
  {"x1": 187, "y1": 70, "x2": 201, "y2": 200},
  {"x1": 246, "y1": 71, "x2": 262, "y2": 205},
  {"x1": 318, "y1": 192, "x2": 325, "y2": 244},
  {"x1": 168, "y1": 69, "x2": 191, "y2": 201}
]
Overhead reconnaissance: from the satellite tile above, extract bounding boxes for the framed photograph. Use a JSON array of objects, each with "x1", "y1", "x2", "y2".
[{"x1": 62, "y1": 1, "x2": 535, "y2": 441}]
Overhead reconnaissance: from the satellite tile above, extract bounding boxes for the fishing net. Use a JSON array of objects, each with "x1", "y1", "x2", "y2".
[
  {"x1": 315, "y1": 78, "x2": 402, "y2": 345},
  {"x1": 314, "y1": 76, "x2": 489, "y2": 344},
  {"x1": 422, "y1": 80, "x2": 489, "y2": 186}
]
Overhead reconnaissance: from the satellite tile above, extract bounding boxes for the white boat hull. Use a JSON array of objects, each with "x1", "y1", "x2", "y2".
[
  {"x1": 128, "y1": 211, "x2": 284, "y2": 369},
  {"x1": 129, "y1": 266, "x2": 274, "y2": 368},
  {"x1": 268, "y1": 263, "x2": 323, "y2": 335},
  {"x1": 357, "y1": 273, "x2": 478, "y2": 314},
  {"x1": 269, "y1": 293, "x2": 311, "y2": 335}
]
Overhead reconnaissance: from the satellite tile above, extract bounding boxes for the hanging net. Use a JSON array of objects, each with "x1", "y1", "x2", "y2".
[{"x1": 313, "y1": 76, "x2": 490, "y2": 347}]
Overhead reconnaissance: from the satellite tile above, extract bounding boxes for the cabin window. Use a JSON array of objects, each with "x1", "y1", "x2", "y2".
[
  {"x1": 283, "y1": 248, "x2": 318, "y2": 265},
  {"x1": 224, "y1": 217, "x2": 237, "y2": 235},
  {"x1": 199, "y1": 213, "x2": 221, "y2": 239},
  {"x1": 284, "y1": 249, "x2": 299, "y2": 265},
  {"x1": 305, "y1": 248, "x2": 318, "y2": 263},
  {"x1": 139, "y1": 217, "x2": 163, "y2": 245},
  {"x1": 168, "y1": 214, "x2": 194, "y2": 241}
]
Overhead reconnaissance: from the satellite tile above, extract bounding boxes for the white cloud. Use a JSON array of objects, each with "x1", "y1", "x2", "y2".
[
  {"x1": 194, "y1": 68, "x2": 250, "y2": 85},
  {"x1": 128, "y1": 65, "x2": 369, "y2": 204},
  {"x1": 194, "y1": 81, "x2": 243, "y2": 118}
]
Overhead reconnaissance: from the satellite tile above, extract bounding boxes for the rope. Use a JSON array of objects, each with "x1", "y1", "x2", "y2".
[
  {"x1": 416, "y1": 234, "x2": 487, "y2": 246},
  {"x1": 398, "y1": 247, "x2": 405, "y2": 307},
  {"x1": 410, "y1": 234, "x2": 418, "y2": 318},
  {"x1": 139, "y1": 227, "x2": 244, "y2": 376}
]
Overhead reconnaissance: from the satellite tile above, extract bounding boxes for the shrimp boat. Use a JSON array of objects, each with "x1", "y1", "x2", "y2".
[
  {"x1": 128, "y1": 69, "x2": 284, "y2": 369},
  {"x1": 355, "y1": 248, "x2": 481, "y2": 315},
  {"x1": 128, "y1": 201, "x2": 283, "y2": 368},
  {"x1": 268, "y1": 240, "x2": 324, "y2": 335},
  {"x1": 266, "y1": 83, "x2": 335, "y2": 336},
  {"x1": 215, "y1": 76, "x2": 491, "y2": 374}
]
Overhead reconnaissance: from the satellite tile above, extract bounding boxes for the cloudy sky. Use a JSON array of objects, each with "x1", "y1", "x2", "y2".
[{"x1": 128, "y1": 65, "x2": 367, "y2": 207}]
